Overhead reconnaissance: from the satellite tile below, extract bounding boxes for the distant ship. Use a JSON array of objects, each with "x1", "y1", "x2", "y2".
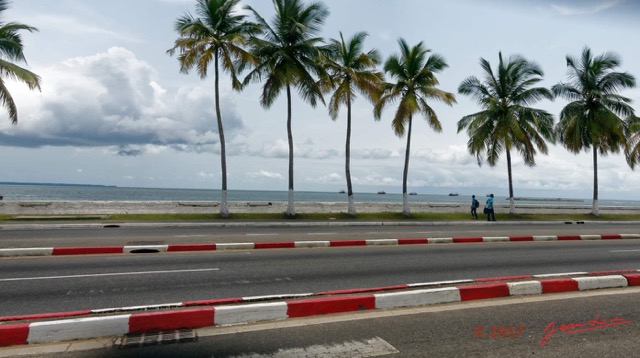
[
  {"x1": 409, "y1": 192, "x2": 417, "y2": 195},
  {"x1": 338, "y1": 190, "x2": 346, "y2": 194},
  {"x1": 377, "y1": 191, "x2": 386, "y2": 195},
  {"x1": 448, "y1": 193, "x2": 459, "y2": 196}
]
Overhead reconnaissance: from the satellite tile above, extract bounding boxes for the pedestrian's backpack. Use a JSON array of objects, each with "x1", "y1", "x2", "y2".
[{"x1": 472, "y1": 199, "x2": 479, "y2": 208}]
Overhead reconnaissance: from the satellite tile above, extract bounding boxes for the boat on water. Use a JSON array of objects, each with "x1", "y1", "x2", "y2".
[
  {"x1": 377, "y1": 191, "x2": 386, "y2": 195},
  {"x1": 409, "y1": 192, "x2": 417, "y2": 195},
  {"x1": 338, "y1": 190, "x2": 346, "y2": 194},
  {"x1": 448, "y1": 193, "x2": 459, "y2": 196}
]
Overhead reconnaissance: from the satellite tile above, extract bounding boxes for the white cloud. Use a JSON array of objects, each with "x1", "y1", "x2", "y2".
[
  {"x1": 0, "y1": 47, "x2": 244, "y2": 154},
  {"x1": 551, "y1": 0, "x2": 625, "y2": 15}
]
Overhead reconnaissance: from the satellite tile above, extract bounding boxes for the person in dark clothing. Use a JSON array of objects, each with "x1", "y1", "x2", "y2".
[{"x1": 470, "y1": 195, "x2": 479, "y2": 219}]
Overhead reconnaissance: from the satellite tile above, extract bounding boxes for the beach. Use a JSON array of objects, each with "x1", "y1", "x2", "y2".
[{"x1": 2, "y1": 200, "x2": 640, "y2": 215}]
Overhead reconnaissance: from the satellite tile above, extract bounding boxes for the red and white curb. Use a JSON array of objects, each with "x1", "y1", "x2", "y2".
[
  {"x1": 2, "y1": 271, "x2": 639, "y2": 347},
  {"x1": 1, "y1": 233, "x2": 637, "y2": 258}
]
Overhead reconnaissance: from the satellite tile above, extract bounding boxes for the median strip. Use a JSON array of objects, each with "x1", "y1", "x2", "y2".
[{"x1": 1, "y1": 233, "x2": 638, "y2": 258}]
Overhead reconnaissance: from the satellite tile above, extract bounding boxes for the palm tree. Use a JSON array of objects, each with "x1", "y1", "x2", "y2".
[
  {"x1": 374, "y1": 39, "x2": 456, "y2": 217},
  {"x1": 625, "y1": 115, "x2": 640, "y2": 169},
  {"x1": 320, "y1": 31, "x2": 383, "y2": 216},
  {"x1": 0, "y1": 0, "x2": 41, "y2": 125},
  {"x1": 457, "y1": 52, "x2": 555, "y2": 214},
  {"x1": 553, "y1": 47, "x2": 636, "y2": 216},
  {"x1": 167, "y1": 0, "x2": 259, "y2": 218},
  {"x1": 243, "y1": 0, "x2": 329, "y2": 218}
]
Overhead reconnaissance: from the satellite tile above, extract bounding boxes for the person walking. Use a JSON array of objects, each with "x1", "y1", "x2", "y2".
[
  {"x1": 470, "y1": 195, "x2": 479, "y2": 219},
  {"x1": 485, "y1": 194, "x2": 496, "y2": 221}
]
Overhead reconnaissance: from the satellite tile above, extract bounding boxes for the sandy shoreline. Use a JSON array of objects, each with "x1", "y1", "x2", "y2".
[{"x1": 1, "y1": 200, "x2": 640, "y2": 215}]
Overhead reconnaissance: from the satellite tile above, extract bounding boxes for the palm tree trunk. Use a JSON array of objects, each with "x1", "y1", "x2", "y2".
[
  {"x1": 506, "y1": 149, "x2": 515, "y2": 214},
  {"x1": 286, "y1": 85, "x2": 295, "y2": 218},
  {"x1": 346, "y1": 97, "x2": 355, "y2": 216},
  {"x1": 214, "y1": 51, "x2": 229, "y2": 218},
  {"x1": 592, "y1": 148, "x2": 599, "y2": 216},
  {"x1": 402, "y1": 116, "x2": 412, "y2": 217}
]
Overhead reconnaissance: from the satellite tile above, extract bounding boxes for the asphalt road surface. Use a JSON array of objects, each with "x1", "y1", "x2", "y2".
[{"x1": 2, "y1": 239, "x2": 640, "y2": 316}]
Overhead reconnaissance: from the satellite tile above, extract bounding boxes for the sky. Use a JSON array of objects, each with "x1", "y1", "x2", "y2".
[{"x1": 1, "y1": 0, "x2": 640, "y2": 200}]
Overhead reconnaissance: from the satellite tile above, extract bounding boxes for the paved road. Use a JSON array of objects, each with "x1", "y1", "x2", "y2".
[
  {"x1": 2, "y1": 239, "x2": 640, "y2": 316},
  {"x1": 9, "y1": 288, "x2": 640, "y2": 357},
  {"x1": 1, "y1": 221, "x2": 639, "y2": 247}
]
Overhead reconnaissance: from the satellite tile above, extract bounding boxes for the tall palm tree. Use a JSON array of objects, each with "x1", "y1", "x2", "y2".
[
  {"x1": 625, "y1": 115, "x2": 640, "y2": 169},
  {"x1": 0, "y1": 0, "x2": 41, "y2": 125},
  {"x1": 457, "y1": 52, "x2": 555, "y2": 214},
  {"x1": 374, "y1": 39, "x2": 456, "y2": 217},
  {"x1": 243, "y1": 0, "x2": 329, "y2": 218},
  {"x1": 320, "y1": 31, "x2": 383, "y2": 216},
  {"x1": 167, "y1": 0, "x2": 259, "y2": 218},
  {"x1": 553, "y1": 47, "x2": 636, "y2": 216}
]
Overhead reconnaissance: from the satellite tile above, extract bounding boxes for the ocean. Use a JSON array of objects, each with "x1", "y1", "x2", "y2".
[{"x1": 1, "y1": 183, "x2": 640, "y2": 207}]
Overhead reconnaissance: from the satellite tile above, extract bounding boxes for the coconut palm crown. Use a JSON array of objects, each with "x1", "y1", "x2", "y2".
[
  {"x1": 0, "y1": 0, "x2": 41, "y2": 125},
  {"x1": 243, "y1": 0, "x2": 329, "y2": 218},
  {"x1": 374, "y1": 38, "x2": 456, "y2": 217},
  {"x1": 167, "y1": 0, "x2": 259, "y2": 218},
  {"x1": 320, "y1": 31, "x2": 383, "y2": 216},
  {"x1": 457, "y1": 52, "x2": 555, "y2": 214},
  {"x1": 553, "y1": 47, "x2": 636, "y2": 216}
]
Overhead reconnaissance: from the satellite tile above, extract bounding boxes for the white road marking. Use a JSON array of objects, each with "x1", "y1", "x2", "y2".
[
  {"x1": 610, "y1": 249, "x2": 640, "y2": 253},
  {"x1": 224, "y1": 337, "x2": 398, "y2": 357},
  {"x1": 0, "y1": 268, "x2": 220, "y2": 282}
]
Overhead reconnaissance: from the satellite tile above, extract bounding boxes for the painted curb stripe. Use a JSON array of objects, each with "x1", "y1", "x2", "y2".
[
  {"x1": 2, "y1": 233, "x2": 639, "y2": 257},
  {"x1": 0, "y1": 324, "x2": 29, "y2": 347},
  {"x1": 459, "y1": 283, "x2": 510, "y2": 301},
  {"x1": 453, "y1": 237, "x2": 483, "y2": 243},
  {"x1": 397, "y1": 238, "x2": 429, "y2": 245},
  {"x1": 129, "y1": 308, "x2": 214, "y2": 333},
  {"x1": 286, "y1": 295, "x2": 375, "y2": 317},
  {"x1": 52, "y1": 246, "x2": 123, "y2": 255},
  {"x1": 541, "y1": 279, "x2": 579, "y2": 293},
  {"x1": 509, "y1": 236, "x2": 534, "y2": 241},
  {"x1": 623, "y1": 273, "x2": 640, "y2": 285},
  {"x1": 167, "y1": 244, "x2": 216, "y2": 252},
  {"x1": 254, "y1": 242, "x2": 296, "y2": 249}
]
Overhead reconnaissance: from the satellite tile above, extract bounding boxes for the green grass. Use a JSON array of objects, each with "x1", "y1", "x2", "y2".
[{"x1": 2, "y1": 212, "x2": 640, "y2": 222}]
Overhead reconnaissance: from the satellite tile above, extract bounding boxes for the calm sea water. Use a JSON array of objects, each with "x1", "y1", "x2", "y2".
[{"x1": 2, "y1": 183, "x2": 640, "y2": 207}]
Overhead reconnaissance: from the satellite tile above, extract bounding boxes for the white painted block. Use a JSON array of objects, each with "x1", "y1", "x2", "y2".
[
  {"x1": 366, "y1": 239, "x2": 398, "y2": 246},
  {"x1": 375, "y1": 288, "x2": 461, "y2": 309},
  {"x1": 28, "y1": 315, "x2": 130, "y2": 343},
  {"x1": 533, "y1": 236, "x2": 557, "y2": 241},
  {"x1": 483, "y1": 236, "x2": 509, "y2": 242},
  {"x1": 214, "y1": 302, "x2": 288, "y2": 325},
  {"x1": 215, "y1": 243, "x2": 255, "y2": 250},
  {"x1": 0, "y1": 248, "x2": 53, "y2": 257},
  {"x1": 575, "y1": 275, "x2": 628, "y2": 290},
  {"x1": 507, "y1": 281, "x2": 542, "y2": 296},
  {"x1": 620, "y1": 234, "x2": 640, "y2": 239}
]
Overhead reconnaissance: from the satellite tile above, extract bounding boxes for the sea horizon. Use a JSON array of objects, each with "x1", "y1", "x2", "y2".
[{"x1": 2, "y1": 182, "x2": 640, "y2": 208}]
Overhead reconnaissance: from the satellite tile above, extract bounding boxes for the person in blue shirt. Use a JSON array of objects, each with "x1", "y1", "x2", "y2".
[
  {"x1": 485, "y1": 194, "x2": 496, "y2": 221},
  {"x1": 470, "y1": 195, "x2": 479, "y2": 219}
]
